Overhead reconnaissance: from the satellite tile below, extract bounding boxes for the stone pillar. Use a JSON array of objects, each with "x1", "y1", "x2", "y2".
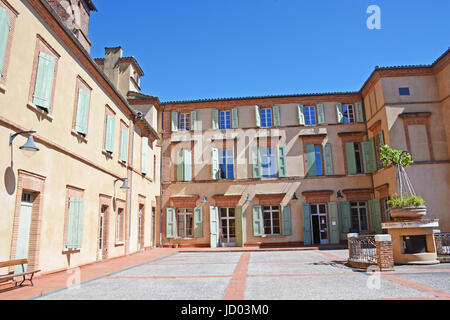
[
  {"x1": 375, "y1": 234, "x2": 394, "y2": 271},
  {"x1": 347, "y1": 233, "x2": 359, "y2": 249}
]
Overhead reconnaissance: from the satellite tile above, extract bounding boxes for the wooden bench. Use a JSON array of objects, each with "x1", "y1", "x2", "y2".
[{"x1": 0, "y1": 259, "x2": 40, "y2": 287}]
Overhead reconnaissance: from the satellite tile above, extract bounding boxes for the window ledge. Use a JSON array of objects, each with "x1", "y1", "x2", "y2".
[
  {"x1": 0, "y1": 83, "x2": 6, "y2": 94},
  {"x1": 118, "y1": 160, "x2": 127, "y2": 167},
  {"x1": 260, "y1": 234, "x2": 283, "y2": 238},
  {"x1": 102, "y1": 150, "x2": 113, "y2": 159},
  {"x1": 115, "y1": 242, "x2": 125, "y2": 247},
  {"x1": 71, "y1": 130, "x2": 88, "y2": 143},
  {"x1": 27, "y1": 102, "x2": 54, "y2": 121},
  {"x1": 62, "y1": 248, "x2": 81, "y2": 254}
]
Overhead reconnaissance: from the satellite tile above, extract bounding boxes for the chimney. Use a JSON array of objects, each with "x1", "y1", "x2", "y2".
[
  {"x1": 47, "y1": 0, "x2": 97, "y2": 53},
  {"x1": 103, "y1": 47, "x2": 123, "y2": 89}
]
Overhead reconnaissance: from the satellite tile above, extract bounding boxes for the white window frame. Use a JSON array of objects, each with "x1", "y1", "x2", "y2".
[
  {"x1": 260, "y1": 108, "x2": 273, "y2": 128},
  {"x1": 177, "y1": 208, "x2": 193, "y2": 238},
  {"x1": 262, "y1": 205, "x2": 281, "y2": 236},
  {"x1": 219, "y1": 110, "x2": 231, "y2": 129},
  {"x1": 116, "y1": 208, "x2": 124, "y2": 243},
  {"x1": 350, "y1": 201, "x2": 369, "y2": 232},
  {"x1": 343, "y1": 104, "x2": 355, "y2": 124},
  {"x1": 304, "y1": 106, "x2": 317, "y2": 126},
  {"x1": 178, "y1": 113, "x2": 190, "y2": 131},
  {"x1": 353, "y1": 142, "x2": 364, "y2": 174}
]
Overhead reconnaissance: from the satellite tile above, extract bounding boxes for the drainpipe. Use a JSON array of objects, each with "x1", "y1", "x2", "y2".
[{"x1": 159, "y1": 104, "x2": 165, "y2": 247}]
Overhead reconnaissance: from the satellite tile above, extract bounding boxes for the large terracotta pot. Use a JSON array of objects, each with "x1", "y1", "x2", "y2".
[{"x1": 390, "y1": 206, "x2": 427, "y2": 220}]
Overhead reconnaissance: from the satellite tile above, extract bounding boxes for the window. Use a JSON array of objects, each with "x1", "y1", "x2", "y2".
[
  {"x1": 119, "y1": 124, "x2": 129, "y2": 163},
  {"x1": 305, "y1": 144, "x2": 325, "y2": 177},
  {"x1": 260, "y1": 108, "x2": 272, "y2": 128},
  {"x1": 261, "y1": 148, "x2": 277, "y2": 178},
  {"x1": 177, "y1": 149, "x2": 192, "y2": 182},
  {"x1": 178, "y1": 113, "x2": 190, "y2": 131},
  {"x1": 354, "y1": 143, "x2": 364, "y2": 174},
  {"x1": 66, "y1": 197, "x2": 84, "y2": 250},
  {"x1": 219, "y1": 111, "x2": 231, "y2": 129},
  {"x1": 116, "y1": 208, "x2": 124, "y2": 242},
  {"x1": 73, "y1": 77, "x2": 92, "y2": 137},
  {"x1": 103, "y1": 106, "x2": 115, "y2": 154},
  {"x1": 177, "y1": 208, "x2": 193, "y2": 238},
  {"x1": 263, "y1": 206, "x2": 280, "y2": 235},
  {"x1": 0, "y1": 5, "x2": 16, "y2": 87},
  {"x1": 314, "y1": 145, "x2": 323, "y2": 176},
  {"x1": 399, "y1": 87, "x2": 410, "y2": 96},
  {"x1": 342, "y1": 104, "x2": 355, "y2": 124},
  {"x1": 350, "y1": 202, "x2": 368, "y2": 232},
  {"x1": 304, "y1": 106, "x2": 316, "y2": 125},
  {"x1": 219, "y1": 150, "x2": 234, "y2": 179}
]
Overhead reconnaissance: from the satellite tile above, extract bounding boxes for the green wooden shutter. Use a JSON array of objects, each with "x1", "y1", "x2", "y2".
[
  {"x1": 369, "y1": 199, "x2": 382, "y2": 234},
  {"x1": 33, "y1": 52, "x2": 56, "y2": 110},
  {"x1": 210, "y1": 206, "x2": 219, "y2": 247},
  {"x1": 345, "y1": 142, "x2": 357, "y2": 175},
  {"x1": 141, "y1": 137, "x2": 148, "y2": 174},
  {"x1": 75, "y1": 198, "x2": 84, "y2": 249},
  {"x1": 252, "y1": 147, "x2": 261, "y2": 178},
  {"x1": 336, "y1": 102, "x2": 343, "y2": 123},
  {"x1": 323, "y1": 143, "x2": 334, "y2": 176},
  {"x1": 328, "y1": 202, "x2": 340, "y2": 244},
  {"x1": 211, "y1": 147, "x2": 219, "y2": 180},
  {"x1": 281, "y1": 204, "x2": 292, "y2": 236},
  {"x1": 277, "y1": 145, "x2": 287, "y2": 178},
  {"x1": 306, "y1": 144, "x2": 316, "y2": 177},
  {"x1": 166, "y1": 207, "x2": 176, "y2": 238},
  {"x1": 104, "y1": 115, "x2": 115, "y2": 153},
  {"x1": 190, "y1": 110, "x2": 197, "y2": 131},
  {"x1": 120, "y1": 129, "x2": 128, "y2": 163},
  {"x1": 232, "y1": 107, "x2": 239, "y2": 129},
  {"x1": 75, "y1": 89, "x2": 90, "y2": 135},
  {"x1": 362, "y1": 138, "x2": 377, "y2": 173},
  {"x1": 255, "y1": 105, "x2": 261, "y2": 127},
  {"x1": 379, "y1": 130, "x2": 385, "y2": 148},
  {"x1": 355, "y1": 101, "x2": 364, "y2": 123},
  {"x1": 302, "y1": 203, "x2": 311, "y2": 245},
  {"x1": 273, "y1": 105, "x2": 281, "y2": 126},
  {"x1": 176, "y1": 149, "x2": 184, "y2": 181},
  {"x1": 194, "y1": 206, "x2": 203, "y2": 238},
  {"x1": 340, "y1": 201, "x2": 351, "y2": 233},
  {"x1": 183, "y1": 149, "x2": 192, "y2": 181},
  {"x1": 298, "y1": 104, "x2": 305, "y2": 125},
  {"x1": 212, "y1": 109, "x2": 219, "y2": 130},
  {"x1": 66, "y1": 198, "x2": 76, "y2": 249},
  {"x1": 317, "y1": 103, "x2": 325, "y2": 124},
  {"x1": 171, "y1": 111, "x2": 178, "y2": 132},
  {"x1": 235, "y1": 206, "x2": 243, "y2": 247},
  {"x1": 252, "y1": 205, "x2": 263, "y2": 236},
  {"x1": 0, "y1": 8, "x2": 10, "y2": 78}
]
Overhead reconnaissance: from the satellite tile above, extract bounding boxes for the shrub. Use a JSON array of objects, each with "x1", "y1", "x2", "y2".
[
  {"x1": 380, "y1": 145, "x2": 413, "y2": 168},
  {"x1": 387, "y1": 195, "x2": 425, "y2": 209}
]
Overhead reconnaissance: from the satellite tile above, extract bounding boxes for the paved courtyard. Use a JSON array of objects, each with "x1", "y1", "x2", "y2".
[{"x1": 34, "y1": 249, "x2": 450, "y2": 300}]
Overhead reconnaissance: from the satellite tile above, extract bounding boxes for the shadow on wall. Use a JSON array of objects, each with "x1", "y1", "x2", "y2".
[{"x1": 4, "y1": 166, "x2": 16, "y2": 195}]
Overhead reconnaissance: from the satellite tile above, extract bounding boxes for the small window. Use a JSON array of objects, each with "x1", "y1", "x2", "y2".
[
  {"x1": 314, "y1": 145, "x2": 323, "y2": 176},
  {"x1": 343, "y1": 104, "x2": 355, "y2": 124},
  {"x1": 261, "y1": 148, "x2": 277, "y2": 178},
  {"x1": 399, "y1": 87, "x2": 410, "y2": 96},
  {"x1": 350, "y1": 201, "x2": 368, "y2": 232},
  {"x1": 354, "y1": 142, "x2": 364, "y2": 174},
  {"x1": 263, "y1": 206, "x2": 280, "y2": 235},
  {"x1": 178, "y1": 113, "x2": 190, "y2": 131},
  {"x1": 177, "y1": 208, "x2": 193, "y2": 238},
  {"x1": 260, "y1": 108, "x2": 272, "y2": 128},
  {"x1": 219, "y1": 111, "x2": 231, "y2": 129},
  {"x1": 219, "y1": 150, "x2": 234, "y2": 179},
  {"x1": 304, "y1": 106, "x2": 316, "y2": 125}
]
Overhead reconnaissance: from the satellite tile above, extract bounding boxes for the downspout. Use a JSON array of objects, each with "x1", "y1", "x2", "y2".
[{"x1": 159, "y1": 104, "x2": 165, "y2": 247}]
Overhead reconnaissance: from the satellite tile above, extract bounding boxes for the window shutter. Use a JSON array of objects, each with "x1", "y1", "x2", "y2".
[
  {"x1": 183, "y1": 149, "x2": 192, "y2": 181},
  {"x1": 75, "y1": 198, "x2": 84, "y2": 249},
  {"x1": 211, "y1": 109, "x2": 219, "y2": 130},
  {"x1": 317, "y1": 103, "x2": 325, "y2": 124},
  {"x1": 235, "y1": 206, "x2": 243, "y2": 247},
  {"x1": 141, "y1": 137, "x2": 148, "y2": 174},
  {"x1": 345, "y1": 142, "x2": 357, "y2": 175},
  {"x1": 209, "y1": 206, "x2": 219, "y2": 248},
  {"x1": 255, "y1": 105, "x2": 261, "y2": 127},
  {"x1": 252, "y1": 205, "x2": 263, "y2": 236},
  {"x1": 166, "y1": 207, "x2": 176, "y2": 238},
  {"x1": 297, "y1": 104, "x2": 305, "y2": 125},
  {"x1": 336, "y1": 102, "x2": 343, "y2": 123},
  {"x1": 211, "y1": 147, "x2": 219, "y2": 180},
  {"x1": 171, "y1": 111, "x2": 178, "y2": 132},
  {"x1": 277, "y1": 145, "x2": 287, "y2": 178},
  {"x1": 281, "y1": 204, "x2": 292, "y2": 236},
  {"x1": 369, "y1": 199, "x2": 382, "y2": 234},
  {"x1": 302, "y1": 203, "x2": 311, "y2": 245},
  {"x1": 33, "y1": 52, "x2": 55, "y2": 110},
  {"x1": 176, "y1": 149, "x2": 184, "y2": 181},
  {"x1": 75, "y1": 89, "x2": 90, "y2": 135},
  {"x1": 193, "y1": 206, "x2": 203, "y2": 238},
  {"x1": 379, "y1": 130, "x2": 385, "y2": 147},
  {"x1": 340, "y1": 201, "x2": 351, "y2": 233},
  {"x1": 66, "y1": 198, "x2": 77, "y2": 249},
  {"x1": 190, "y1": 110, "x2": 197, "y2": 131},
  {"x1": 355, "y1": 101, "x2": 364, "y2": 123},
  {"x1": 252, "y1": 147, "x2": 261, "y2": 178},
  {"x1": 120, "y1": 129, "x2": 128, "y2": 163},
  {"x1": 306, "y1": 144, "x2": 316, "y2": 177},
  {"x1": 323, "y1": 143, "x2": 334, "y2": 176},
  {"x1": 104, "y1": 115, "x2": 115, "y2": 153},
  {"x1": 362, "y1": 139, "x2": 377, "y2": 173},
  {"x1": 273, "y1": 105, "x2": 281, "y2": 126},
  {"x1": 328, "y1": 202, "x2": 340, "y2": 244},
  {"x1": 0, "y1": 8, "x2": 10, "y2": 78},
  {"x1": 232, "y1": 108, "x2": 239, "y2": 129}
]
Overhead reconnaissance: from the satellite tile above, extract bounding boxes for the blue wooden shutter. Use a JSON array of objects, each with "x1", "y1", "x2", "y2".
[
  {"x1": 104, "y1": 115, "x2": 115, "y2": 153},
  {"x1": 190, "y1": 110, "x2": 197, "y2": 131},
  {"x1": 33, "y1": 52, "x2": 56, "y2": 110},
  {"x1": 298, "y1": 104, "x2": 305, "y2": 125},
  {"x1": 252, "y1": 205, "x2": 263, "y2": 236},
  {"x1": 317, "y1": 103, "x2": 325, "y2": 124},
  {"x1": 355, "y1": 101, "x2": 364, "y2": 123},
  {"x1": 232, "y1": 107, "x2": 239, "y2": 128},
  {"x1": 183, "y1": 149, "x2": 192, "y2": 181},
  {"x1": 306, "y1": 144, "x2": 316, "y2": 177},
  {"x1": 255, "y1": 105, "x2": 261, "y2": 127},
  {"x1": 212, "y1": 109, "x2": 219, "y2": 130},
  {"x1": 277, "y1": 145, "x2": 287, "y2": 178},
  {"x1": 252, "y1": 147, "x2": 261, "y2": 178},
  {"x1": 328, "y1": 202, "x2": 340, "y2": 244},
  {"x1": 369, "y1": 199, "x2": 382, "y2": 234},
  {"x1": 336, "y1": 102, "x2": 343, "y2": 123},
  {"x1": 281, "y1": 204, "x2": 292, "y2": 236},
  {"x1": 302, "y1": 203, "x2": 311, "y2": 245},
  {"x1": 0, "y1": 8, "x2": 10, "y2": 78},
  {"x1": 273, "y1": 105, "x2": 281, "y2": 126},
  {"x1": 171, "y1": 111, "x2": 178, "y2": 132},
  {"x1": 323, "y1": 143, "x2": 334, "y2": 176},
  {"x1": 345, "y1": 142, "x2": 357, "y2": 175},
  {"x1": 340, "y1": 201, "x2": 351, "y2": 233},
  {"x1": 120, "y1": 129, "x2": 128, "y2": 163},
  {"x1": 194, "y1": 206, "x2": 203, "y2": 238},
  {"x1": 235, "y1": 206, "x2": 243, "y2": 247},
  {"x1": 141, "y1": 136, "x2": 148, "y2": 174},
  {"x1": 75, "y1": 89, "x2": 90, "y2": 135},
  {"x1": 211, "y1": 147, "x2": 219, "y2": 180},
  {"x1": 166, "y1": 207, "x2": 175, "y2": 238}
]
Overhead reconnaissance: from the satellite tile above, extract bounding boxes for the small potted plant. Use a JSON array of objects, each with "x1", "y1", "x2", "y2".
[
  {"x1": 173, "y1": 240, "x2": 180, "y2": 248},
  {"x1": 380, "y1": 145, "x2": 427, "y2": 220}
]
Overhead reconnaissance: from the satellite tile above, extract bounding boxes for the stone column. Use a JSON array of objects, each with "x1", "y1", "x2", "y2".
[{"x1": 375, "y1": 234, "x2": 394, "y2": 271}]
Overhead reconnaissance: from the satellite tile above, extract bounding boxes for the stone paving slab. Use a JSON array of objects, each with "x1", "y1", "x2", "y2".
[
  {"x1": 249, "y1": 250, "x2": 327, "y2": 262},
  {"x1": 247, "y1": 260, "x2": 353, "y2": 275},
  {"x1": 390, "y1": 273, "x2": 450, "y2": 294},
  {"x1": 113, "y1": 263, "x2": 237, "y2": 277}
]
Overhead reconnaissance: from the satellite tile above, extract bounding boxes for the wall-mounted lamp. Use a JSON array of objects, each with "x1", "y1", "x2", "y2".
[
  {"x1": 202, "y1": 196, "x2": 208, "y2": 204},
  {"x1": 114, "y1": 178, "x2": 130, "y2": 190},
  {"x1": 9, "y1": 130, "x2": 39, "y2": 152},
  {"x1": 292, "y1": 193, "x2": 299, "y2": 201},
  {"x1": 245, "y1": 194, "x2": 251, "y2": 202},
  {"x1": 337, "y1": 190, "x2": 344, "y2": 199}
]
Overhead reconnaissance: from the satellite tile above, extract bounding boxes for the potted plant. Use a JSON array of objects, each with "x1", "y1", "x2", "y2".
[
  {"x1": 380, "y1": 145, "x2": 427, "y2": 220},
  {"x1": 173, "y1": 240, "x2": 180, "y2": 248}
]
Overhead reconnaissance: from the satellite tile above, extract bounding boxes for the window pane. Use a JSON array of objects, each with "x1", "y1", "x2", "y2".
[{"x1": 315, "y1": 145, "x2": 323, "y2": 176}]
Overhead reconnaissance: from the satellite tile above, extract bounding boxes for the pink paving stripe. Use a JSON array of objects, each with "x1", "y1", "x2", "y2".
[
  {"x1": 147, "y1": 262, "x2": 238, "y2": 266},
  {"x1": 381, "y1": 274, "x2": 450, "y2": 299},
  {"x1": 250, "y1": 259, "x2": 344, "y2": 265},
  {"x1": 224, "y1": 252, "x2": 250, "y2": 300},
  {"x1": 247, "y1": 272, "x2": 361, "y2": 278},
  {"x1": 107, "y1": 275, "x2": 232, "y2": 280}
]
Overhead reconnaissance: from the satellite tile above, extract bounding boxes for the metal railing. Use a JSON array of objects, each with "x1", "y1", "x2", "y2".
[
  {"x1": 435, "y1": 233, "x2": 450, "y2": 255},
  {"x1": 348, "y1": 235, "x2": 377, "y2": 264}
]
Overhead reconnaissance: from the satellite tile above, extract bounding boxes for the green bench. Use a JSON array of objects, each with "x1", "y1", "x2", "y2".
[{"x1": 0, "y1": 259, "x2": 40, "y2": 287}]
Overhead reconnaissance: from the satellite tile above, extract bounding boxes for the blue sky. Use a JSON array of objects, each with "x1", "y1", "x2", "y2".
[{"x1": 89, "y1": 0, "x2": 450, "y2": 102}]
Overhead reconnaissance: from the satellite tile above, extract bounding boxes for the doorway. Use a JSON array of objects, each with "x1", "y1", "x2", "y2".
[
  {"x1": 98, "y1": 206, "x2": 106, "y2": 260},
  {"x1": 310, "y1": 203, "x2": 329, "y2": 245},
  {"x1": 15, "y1": 192, "x2": 34, "y2": 273},
  {"x1": 220, "y1": 208, "x2": 236, "y2": 247}
]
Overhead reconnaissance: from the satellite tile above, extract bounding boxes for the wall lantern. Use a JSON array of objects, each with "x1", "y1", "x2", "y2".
[
  {"x1": 337, "y1": 190, "x2": 344, "y2": 199},
  {"x1": 202, "y1": 196, "x2": 208, "y2": 204},
  {"x1": 114, "y1": 178, "x2": 130, "y2": 190},
  {"x1": 292, "y1": 193, "x2": 299, "y2": 201},
  {"x1": 245, "y1": 194, "x2": 252, "y2": 202},
  {"x1": 9, "y1": 130, "x2": 39, "y2": 152}
]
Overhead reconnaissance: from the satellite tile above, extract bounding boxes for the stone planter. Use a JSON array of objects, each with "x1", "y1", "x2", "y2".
[{"x1": 390, "y1": 206, "x2": 427, "y2": 220}]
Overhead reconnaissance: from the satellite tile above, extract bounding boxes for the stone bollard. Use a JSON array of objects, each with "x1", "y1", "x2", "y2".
[{"x1": 375, "y1": 234, "x2": 395, "y2": 271}]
